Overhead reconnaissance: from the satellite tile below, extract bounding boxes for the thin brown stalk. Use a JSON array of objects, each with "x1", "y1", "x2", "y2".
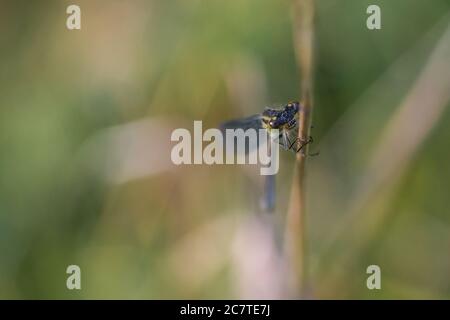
[{"x1": 285, "y1": 0, "x2": 315, "y2": 298}]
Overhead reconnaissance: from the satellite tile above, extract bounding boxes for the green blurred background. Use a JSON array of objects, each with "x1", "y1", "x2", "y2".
[{"x1": 0, "y1": 0, "x2": 449, "y2": 299}]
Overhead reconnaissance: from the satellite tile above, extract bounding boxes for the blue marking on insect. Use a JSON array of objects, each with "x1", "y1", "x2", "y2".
[{"x1": 262, "y1": 101, "x2": 300, "y2": 130}]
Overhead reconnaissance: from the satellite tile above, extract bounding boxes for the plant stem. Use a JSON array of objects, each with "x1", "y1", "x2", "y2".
[{"x1": 285, "y1": 0, "x2": 315, "y2": 298}]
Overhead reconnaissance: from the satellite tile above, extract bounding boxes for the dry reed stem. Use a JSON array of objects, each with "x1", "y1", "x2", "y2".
[{"x1": 285, "y1": 0, "x2": 315, "y2": 298}]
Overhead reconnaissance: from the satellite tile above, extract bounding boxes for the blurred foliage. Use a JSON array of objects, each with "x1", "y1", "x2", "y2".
[{"x1": 0, "y1": 0, "x2": 449, "y2": 299}]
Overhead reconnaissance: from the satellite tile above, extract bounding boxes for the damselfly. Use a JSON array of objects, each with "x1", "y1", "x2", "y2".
[
  {"x1": 221, "y1": 101, "x2": 317, "y2": 212},
  {"x1": 221, "y1": 101, "x2": 308, "y2": 152}
]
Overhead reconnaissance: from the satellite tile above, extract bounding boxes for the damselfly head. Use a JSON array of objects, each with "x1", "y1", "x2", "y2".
[{"x1": 262, "y1": 101, "x2": 300, "y2": 130}]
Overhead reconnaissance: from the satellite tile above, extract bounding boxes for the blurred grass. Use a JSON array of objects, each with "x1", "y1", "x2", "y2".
[{"x1": 0, "y1": 0, "x2": 449, "y2": 299}]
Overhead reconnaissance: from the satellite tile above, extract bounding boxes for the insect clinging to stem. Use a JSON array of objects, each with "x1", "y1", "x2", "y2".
[{"x1": 221, "y1": 101, "x2": 316, "y2": 154}]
